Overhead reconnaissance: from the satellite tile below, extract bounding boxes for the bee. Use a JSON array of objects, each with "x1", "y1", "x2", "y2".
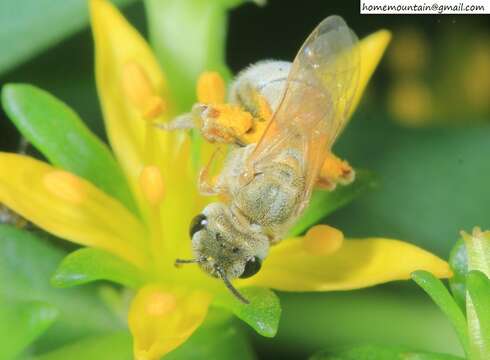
[{"x1": 175, "y1": 16, "x2": 359, "y2": 303}]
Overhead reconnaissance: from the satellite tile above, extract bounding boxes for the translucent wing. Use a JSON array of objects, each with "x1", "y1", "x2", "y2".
[{"x1": 242, "y1": 16, "x2": 359, "y2": 213}]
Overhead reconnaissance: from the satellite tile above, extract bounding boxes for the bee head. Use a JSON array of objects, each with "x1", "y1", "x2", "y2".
[{"x1": 176, "y1": 203, "x2": 269, "y2": 304}]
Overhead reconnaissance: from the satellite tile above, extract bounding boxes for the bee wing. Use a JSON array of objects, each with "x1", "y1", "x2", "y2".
[{"x1": 243, "y1": 15, "x2": 359, "y2": 209}]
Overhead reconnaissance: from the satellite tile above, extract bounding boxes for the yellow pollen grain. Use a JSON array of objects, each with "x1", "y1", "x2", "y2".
[
  {"x1": 255, "y1": 93, "x2": 272, "y2": 121},
  {"x1": 43, "y1": 171, "x2": 86, "y2": 204},
  {"x1": 139, "y1": 166, "x2": 164, "y2": 205},
  {"x1": 146, "y1": 292, "x2": 177, "y2": 316},
  {"x1": 213, "y1": 104, "x2": 253, "y2": 135},
  {"x1": 197, "y1": 71, "x2": 226, "y2": 104},
  {"x1": 318, "y1": 153, "x2": 355, "y2": 187},
  {"x1": 122, "y1": 61, "x2": 165, "y2": 120},
  {"x1": 303, "y1": 225, "x2": 344, "y2": 255}
]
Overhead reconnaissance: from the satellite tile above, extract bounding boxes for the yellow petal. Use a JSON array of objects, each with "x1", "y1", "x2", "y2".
[
  {"x1": 90, "y1": 0, "x2": 172, "y2": 196},
  {"x1": 242, "y1": 235, "x2": 452, "y2": 291},
  {"x1": 349, "y1": 29, "x2": 392, "y2": 118},
  {"x1": 0, "y1": 153, "x2": 148, "y2": 268},
  {"x1": 128, "y1": 284, "x2": 212, "y2": 360}
]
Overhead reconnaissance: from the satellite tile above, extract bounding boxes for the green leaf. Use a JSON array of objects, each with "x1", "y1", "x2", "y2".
[
  {"x1": 216, "y1": 0, "x2": 266, "y2": 7},
  {"x1": 411, "y1": 270, "x2": 469, "y2": 357},
  {"x1": 310, "y1": 345, "x2": 464, "y2": 360},
  {"x1": 449, "y1": 239, "x2": 468, "y2": 310},
  {"x1": 0, "y1": 0, "x2": 137, "y2": 75},
  {"x1": 0, "y1": 225, "x2": 121, "y2": 353},
  {"x1": 331, "y1": 120, "x2": 490, "y2": 257},
  {"x1": 0, "y1": 299, "x2": 58, "y2": 360},
  {"x1": 34, "y1": 314, "x2": 255, "y2": 360},
  {"x1": 214, "y1": 287, "x2": 281, "y2": 337},
  {"x1": 166, "y1": 310, "x2": 255, "y2": 360},
  {"x1": 51, "y1": 248, "x2": 145, "y2": 289},
  {"x1": 289, "y1": 170, "x2": 376, "y2": 236},
  {"x1": 276, "y1": 288, "x2": 465, "y2": 357},
  {"x1": 466, "y1": 270, "x2": 490, "y2": 360},
  {"x1": 462, "y1": 229, "x2": 490, "y2": 278},
  {"x1": 1, "y1": 84, "x2": 137, "y2": 214},
  {"x1": 34, "y1": 331, "x2": 132, "y2": 360}
]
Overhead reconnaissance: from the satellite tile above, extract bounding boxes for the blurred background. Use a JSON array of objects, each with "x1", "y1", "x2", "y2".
[{"x1": 0, "y1": 0, "x2": 488, "y2": 358}]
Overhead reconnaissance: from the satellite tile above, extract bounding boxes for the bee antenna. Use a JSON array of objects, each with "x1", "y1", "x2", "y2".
[
  {"x1": 175, "y1": 258, "x2": 202, "y2": 267},
  {"x1": 216, "y1": 267, "x2": 250, "y2": 305}
]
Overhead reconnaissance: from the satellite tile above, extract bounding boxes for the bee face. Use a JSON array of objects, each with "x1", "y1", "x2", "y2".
[{"x1": 189, "y1": 203, "x2": 268, "y2": 280}]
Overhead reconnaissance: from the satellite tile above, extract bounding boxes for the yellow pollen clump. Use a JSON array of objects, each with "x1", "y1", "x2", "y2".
[
  {"x1": 146, "y1": 292, "x2": 177, "y2": 316},
  {"x1": 200, "y1": 104, "x2": 254, "y2": 143},
  {"x1": 303, "y1": 225, "x2": 344, "y2": 255},
  {"x1": 139, "y1": 166, "x2": 164, "y2": 205},
  {"x1": 122, "y1": 61, "x2": 165, "y2": 120},
  {"x1": 317, "y1": 153, "x2": 355, "y2": 189},
  {"x1": 43, "y1": 170, "x2": 86, "y2": 204},
  {"x1": 197, "y1": 71, "x2": 226, "y2": 104},
  {"x1": 212, "y1": 104, "x2": 253, "y2": 135}
]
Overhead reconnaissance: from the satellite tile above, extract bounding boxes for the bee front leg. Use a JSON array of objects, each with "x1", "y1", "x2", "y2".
[
  {"x1": 154, "y1": 112, "x2": 195, "y2": 131},
  {"x1": 198, "y1": 147, "x2": 231, "y2": 197}
]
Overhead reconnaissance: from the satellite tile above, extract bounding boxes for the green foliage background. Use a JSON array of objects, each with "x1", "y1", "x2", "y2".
[{"x1": 0, "y1": 0, "x2": 488, "y2": 359}]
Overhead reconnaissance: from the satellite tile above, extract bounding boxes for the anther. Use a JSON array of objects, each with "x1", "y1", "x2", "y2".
[
  {"x1": 122, "y1": 61, "x2": 166, "y2": 120},
  {"x1": 43, "y1": 171, "x2": 86, "y2": 204},
  {"x1": 302, "y1": 225, "x2": 344, "y2": 255},
  {"x1": 146, "y1": 292, "x2": 177, "y2": 316},
  {"x1": 197, "y1": 71, "x2": 226, "y2": 104},
  {"x1": 139, "y1": 166, "x2": 165, "y2": 205}
]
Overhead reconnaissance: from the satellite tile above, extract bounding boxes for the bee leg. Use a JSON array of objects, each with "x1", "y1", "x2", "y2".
[
  {"x1": 154, "y1": 113, "x2": 194, "y2": 131},
  {"x1": 317, "y1": 152, "x2": 355, "y2": 191},
  {"x1": 198, "y1": 147, "x2": 229, "y2": 196}
]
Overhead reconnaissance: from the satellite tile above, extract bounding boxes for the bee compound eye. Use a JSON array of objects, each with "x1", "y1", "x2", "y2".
[
  {"x1": 239, "y1": 256, "x2": 262, "y2": 279},
  {"x1": 189, "y1": 214, "x2": 208, "y2": 238}
]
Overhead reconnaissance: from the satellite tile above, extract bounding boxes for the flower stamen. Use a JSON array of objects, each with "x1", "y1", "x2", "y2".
[
  {"x1": 139, "y1": 166, "x2": 165, "y2": 206},
  {"x1": 43, "y1": 170, "x2": 86, "y2": 204},
  {"x1": 302, "y1": 225, "x2": 344, "y2": 255},
  {"x1": 146, "y1": 291, "x2": 177, "y2": 316},
  {"x1": 123, "y1": 61, "x2": 166, "y2": 120},
  {"x1": 197, "y1": 71, "x2": 226, "y2": 104}
]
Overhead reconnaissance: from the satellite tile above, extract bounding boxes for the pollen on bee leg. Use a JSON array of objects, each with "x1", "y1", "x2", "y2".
[
  {"x1": 146, "y1": 291, "x2": 177, "y2": 316},
  {"x1": 197, "y1": 71, "x2": 226, "y2": 104},
  {"x1": 302, "y1": 225, "x2": 344, "y2": 255},
  {"x1": 317, "y1": 153, "x2": 355, "y2": 189},
  {"x1": 122, "y1": 61, "x2": 166, "y2": 120},
  {"x1": 199, "y1": 103, "x2": 254, "y2": 143},
  {"x1": 139, "y1": 166, "x2": 165, "y2": 206},
  {"x1": 43, "y1": 170, "x2": 86, "y2": 204}
]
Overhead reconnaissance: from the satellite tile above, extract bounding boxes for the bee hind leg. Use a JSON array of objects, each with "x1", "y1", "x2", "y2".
[{"x1": 316, "y1": 152, "x2": 355, "y2": 191}]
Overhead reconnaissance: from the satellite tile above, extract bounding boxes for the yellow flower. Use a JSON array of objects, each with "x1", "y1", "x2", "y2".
[{"x1": 0, "y1": 1, "x2": 452, "y2": 359}]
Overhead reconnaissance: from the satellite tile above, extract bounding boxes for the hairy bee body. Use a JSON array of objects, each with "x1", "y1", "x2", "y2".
[
  {"x1": 175, "y1": 16, "x2": 360, "y2": 303},
  {"x1": 229, "y1": 60, "x2": 291, "y2": 117},
  {"x1": 218, "y1": 141, "x2": 305, "y2": 242}
]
